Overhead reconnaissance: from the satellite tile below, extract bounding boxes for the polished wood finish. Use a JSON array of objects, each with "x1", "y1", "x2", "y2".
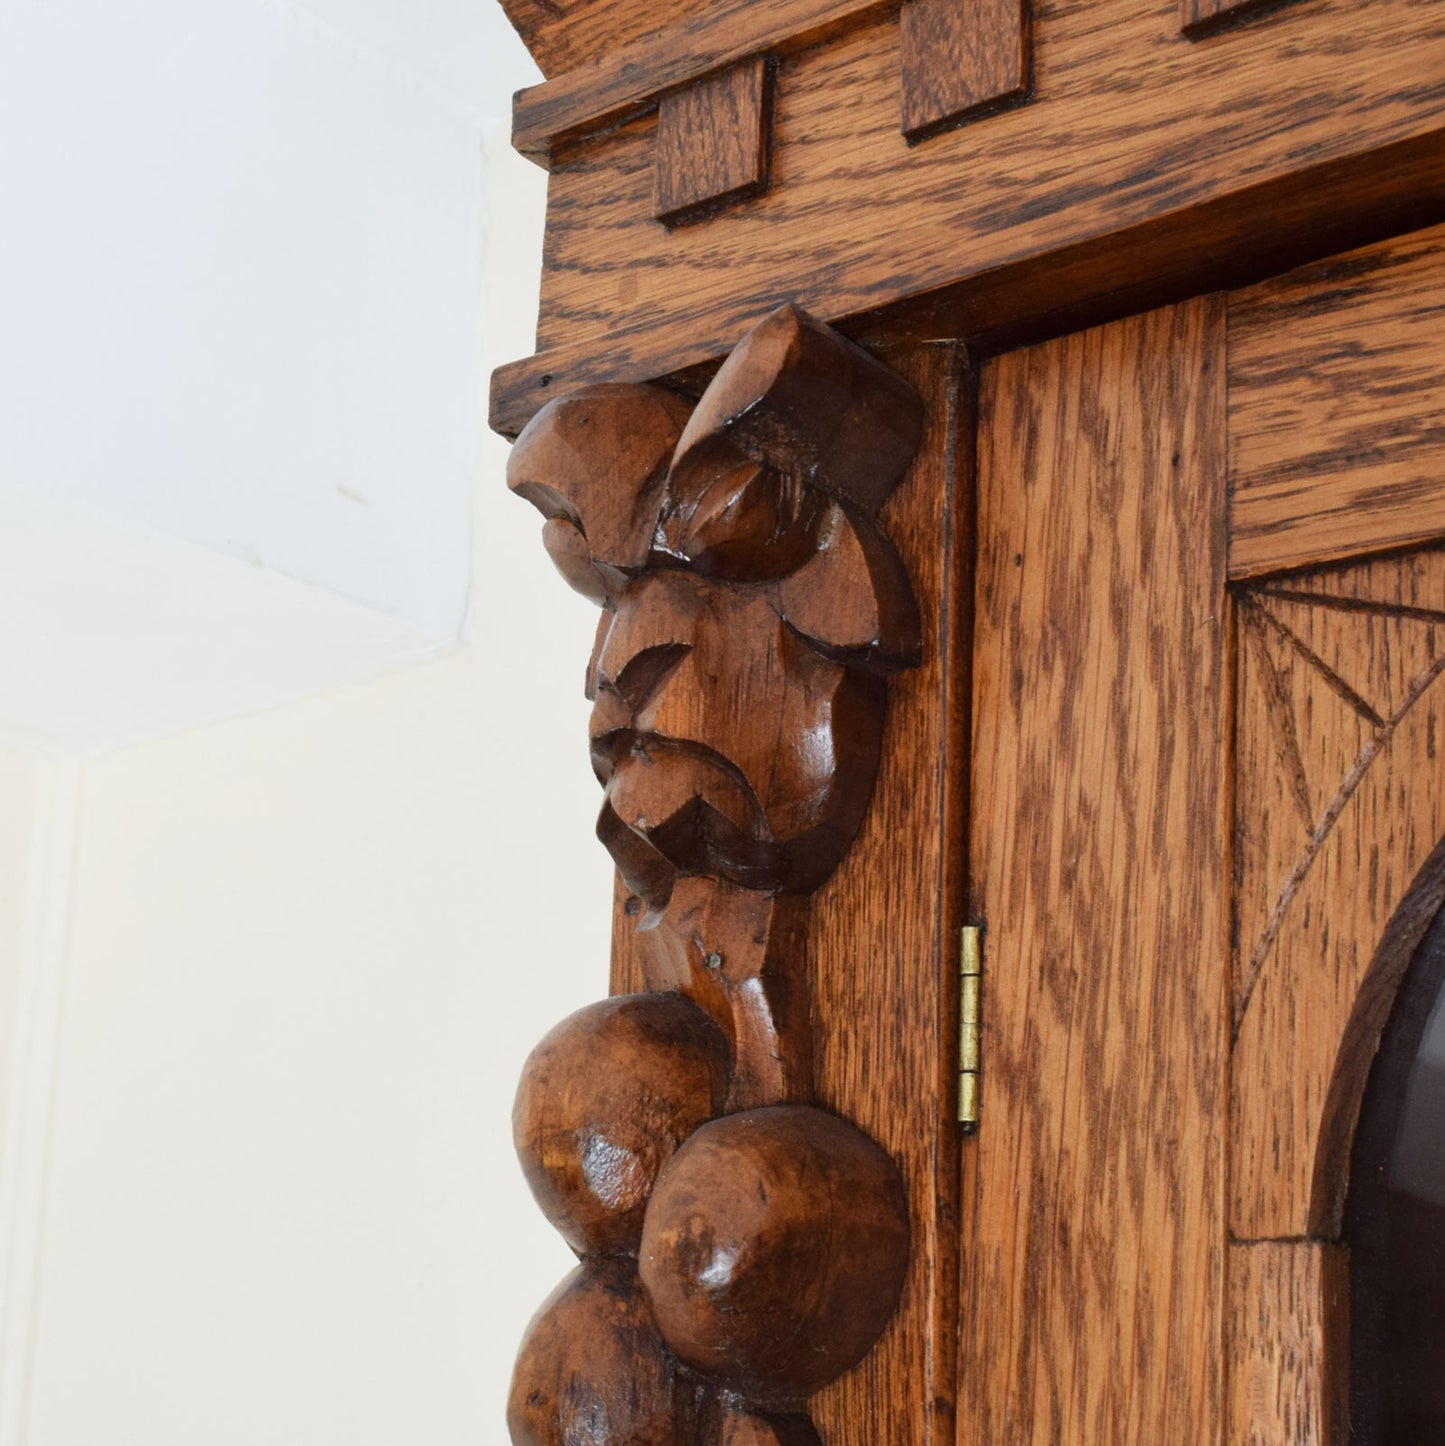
[
  {"x1": 1229, "y1": 222, "x2": 1445, "y2": 580},
  {"x1": 635, "y1": 881, "x2": 813, "y2": 1111},
  {"x1": 499, "y1": 0, "x2": 716, "y2": 78},
  {"x1": 510, "y1": 305, "x2": 922, "y2": 914},
  {"x1": 511, "y1": 0, "x2": 888, "y2": 161},
  {"x1": 513, "y1": 993, "x2": 729, "y2": 1255},
  {"x1": 655, "y1": 59, "x2": 774, "y2": 226},
  {"x1": 718, "y1": 1407, "x2": 824, "y2": 1446},
  {"x1": 506, "y1": 308, "x2": 925, "y2": 1445},
  {"x1": 493, "y1": 0, "x2": 1445, "y2": 436},
  {"x1": 1181, "y1": 0, "x2": 1291, "y2": 38},
  {"x1": 1231, "y1": 548, "x2": 1445, "y2": 1241},
  {"x1": 639, "y1": 1105, "x2": 910, "y2": 1406},
  {"x1": 605, "y1": 346, "x2": 974, "y2": 1446},
  {"x1": 900, "y1": 0, "x2": 1030, "y2": 142},
  {"x1": 509, "y1": 1258, "x2": 695, "y2": 1445},
  {"x1": 589, "y1": 571, "x2": 887, "y2": 899},
  {"x1": 806, "y1": 344, "x2": 971, "y2": 1446},
  {"x1": 507, "y1": 382, "x2": 694, "y2": 605},
  {"x1": 964, "y1": 298, "x2": 1229, "y2": 1443},
  {"x1": 1227, "y1": 1241, "x2": 1348, "y2": 1446}
]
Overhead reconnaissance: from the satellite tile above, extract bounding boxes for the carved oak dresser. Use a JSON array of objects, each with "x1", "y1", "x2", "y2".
[{"x1": 488, "y1": 0, "x2": 1445, "y2": 1440}]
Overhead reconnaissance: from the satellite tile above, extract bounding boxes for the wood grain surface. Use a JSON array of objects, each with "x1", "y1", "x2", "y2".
[
  {"x1": 513, "y1": 993, "x2": 730, "y2": 1256},
  {"x1": 509, "y1": 1258, "x2": 699, "y2": 1445},
  {"x1": 803, "y1": 344, "x2": 971, "y2": 1446},
  {"x1": 498, "y1": 0, "x2": 718, "y2": 79},
  {"x1": 1231, "y1": 549, "x2": 1445, "y2": 1240},
  {"x1": 900, "y1": 0, "x2": 1031, "y2": 141},
  {"x1": 655, "y1": 59, "x2": 774, "y2": 226},
  {"x1": 1227, "y1": 1241, "x2": 1348, "y2": 1446},
  {"x1": 1181, "y1": 0, "x2": 1295, "y2": 37},
  {"x1": 614, "y1": 345, "x2": 971, "y2": 1443},
  {"x1": 1229, "y1": 222, "x2": 1445, "y2": 580},
  {"x1": 639, "y1": 1104, "x2": 910, "y2": 1406},
  {"x1": 509, "y1": 310, "x2": 931, "y2": 1442},
  {"x1": 962, "y1": 298, "x2": 1229, "y2": 1444},
  {"x1": 512, "y1": 0, "x2": 890, "y2": 160},
  {"x1": 492, "y1": 0, "x2": 1445, "y2": 435}
]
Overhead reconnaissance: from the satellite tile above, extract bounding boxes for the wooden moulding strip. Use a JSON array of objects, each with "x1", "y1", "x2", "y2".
[
  {"x1": 511, "y1": 0, "x2": 894, "y2": 162},
  {"x1": 1227, "y1": 221, "x2": 1445, "y2": 582},
  {"x1": 489, "y1": 130, "x2": 1445, "y2": 438}
]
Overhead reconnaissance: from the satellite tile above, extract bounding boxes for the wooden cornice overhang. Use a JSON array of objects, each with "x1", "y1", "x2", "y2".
[{"x1": 488, "y1": 0, "x2": 1445, "y2": 439}]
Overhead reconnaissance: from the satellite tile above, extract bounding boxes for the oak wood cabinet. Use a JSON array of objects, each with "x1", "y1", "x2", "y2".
[{"x1": 489, "y1": 2, "x2": 1445, "y2": 1441}]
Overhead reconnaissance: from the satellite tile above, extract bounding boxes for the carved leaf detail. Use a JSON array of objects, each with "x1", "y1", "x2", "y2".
[
  {"x1": 506, "y1": 306, "x2": 921, "y2": 1445},
  {"x1": 1234, "y1": 559, "x2": 1445, "y2": 1028}
]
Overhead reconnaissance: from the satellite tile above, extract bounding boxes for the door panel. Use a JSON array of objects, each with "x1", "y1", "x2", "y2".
[
  {"x1": 961, "y1": 297, "x2": 1230, "y2": 1444},
  {"x1": 962, "y1": 233, "x2": 1445, "y2": 1444}
]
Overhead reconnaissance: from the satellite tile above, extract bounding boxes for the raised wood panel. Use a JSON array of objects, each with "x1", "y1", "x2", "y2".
[
  {"x1": 655, "y1": 59, "x2": 774, "y2": 226},
  {"x1": 900, "y1": 0, "x2": 1031, "y2": 142},
  {"x1": 962, "y1": 298, "x2": 1228, "y2": 1444},
  {"x1": 492, "y1": 0, "x2": 1445, "y2": 434},
  {"x1": 1229, "y1": 223, "x2": 1445, "y2": 580},
  {"x1": 1228, "y1": 1241, "x2": 1349, "y2": 1446},
  {"x1": 1231, "y1": 549, "x2": 1445, "y2": 1240}
]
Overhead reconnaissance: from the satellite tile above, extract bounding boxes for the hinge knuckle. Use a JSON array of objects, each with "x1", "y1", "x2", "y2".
[{"x1": 958, "y1": 925, "x2": 983, "y2": 1130}]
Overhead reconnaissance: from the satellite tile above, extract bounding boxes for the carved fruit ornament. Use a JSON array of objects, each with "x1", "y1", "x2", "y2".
[{"x1": 505, "y1": 305, "x2": 922, "y2": 1446}]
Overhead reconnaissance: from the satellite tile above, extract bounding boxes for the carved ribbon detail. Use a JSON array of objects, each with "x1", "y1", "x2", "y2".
[{"x1": 505, "y1": 305, "x2": 922, "y2": 1446}]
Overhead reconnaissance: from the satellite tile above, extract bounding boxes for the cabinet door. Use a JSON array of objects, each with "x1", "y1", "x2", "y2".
[
  {"x1": 965, "y1": 296, "x2": 1231, "y2": 1445},
  {"x1": 961, "y1": 223, "x2": 1445, "y2": 1445}
]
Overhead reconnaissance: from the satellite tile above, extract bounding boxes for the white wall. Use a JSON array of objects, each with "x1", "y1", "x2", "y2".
[
  {"x1": 0, "y1": 0, "x2": 501, "y2": 645},
  {"x1": 0, "y1": 4, "x2": 614, "y2": 1442}
]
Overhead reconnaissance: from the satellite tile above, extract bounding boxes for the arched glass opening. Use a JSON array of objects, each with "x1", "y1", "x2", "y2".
[{"x1": 1347, "y1": 900, "x2": 1445, "y2": 1440}]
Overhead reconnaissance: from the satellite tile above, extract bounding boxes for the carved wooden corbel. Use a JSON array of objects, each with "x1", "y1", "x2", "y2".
[{"x1": 505, "y1": 304, "x2": 922, "y2": 1446}]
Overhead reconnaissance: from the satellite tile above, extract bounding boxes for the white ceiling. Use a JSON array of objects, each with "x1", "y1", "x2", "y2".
[{"x1": 0, "y1": 0, "x2": 540, "y2": 752}]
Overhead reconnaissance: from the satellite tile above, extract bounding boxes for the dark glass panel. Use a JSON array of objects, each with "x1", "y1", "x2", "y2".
[{"x1": 1347, "y1": 904, "x2": 1445, "y2": 1441}]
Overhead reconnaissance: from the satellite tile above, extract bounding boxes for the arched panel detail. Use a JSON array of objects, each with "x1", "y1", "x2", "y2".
[
  {"x1": 1230, "y1": 547, "x2": 1445, "y2": 1240},
  {"x1": 1314, "y1": 835, "x2": 1445, "y2": 1238}
]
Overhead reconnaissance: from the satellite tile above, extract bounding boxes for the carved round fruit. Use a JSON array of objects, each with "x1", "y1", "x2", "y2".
[
  {"x1": 514, "y1": 993, "x2": 730, "y2": 1256},
  {"x1": 508, "y1": 1259, "x2": 693, "y2": 1446},
  {"x1": 638, "y1": 1104, "x2": 910, "y2": 1406}
]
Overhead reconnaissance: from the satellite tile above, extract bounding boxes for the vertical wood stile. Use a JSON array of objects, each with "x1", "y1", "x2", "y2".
[
  {"x1": 600, "y1": 339, "x2": 970, "y2": 1441},
  {"x1": 809, "y1": 345, "x2": 973, "y2": 1446},
  {"x1": 961, "y1": 298, "x2": 1230, "y2": 1444},
  {"x1": 1182, "y1": 0, "x2": 1295, "y2": 37},
  {"x1": 1227, "y1": 1241, "x2": 1349, "y2": 1445}
]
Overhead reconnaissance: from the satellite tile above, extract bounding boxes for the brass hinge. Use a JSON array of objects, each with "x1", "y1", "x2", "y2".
[{"x1": 958, "y1": 926, "x2": 983, "y2": 1131}]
